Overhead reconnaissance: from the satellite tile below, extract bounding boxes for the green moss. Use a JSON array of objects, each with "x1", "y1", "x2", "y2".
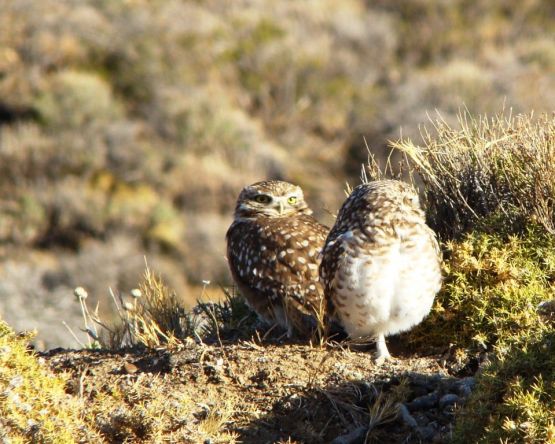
[
  {"x1": 410, "y1": 227, "x2": 555, "y2": 351},
  {"x1": 404, "y1": 226, "x2": 555, "y2": 442},
  {"x1": 453, "y1": 330, "x2": 555, "y2": 443},
  {"x1": 0, "y1": 320, "x2": 99, "y2": 442}
]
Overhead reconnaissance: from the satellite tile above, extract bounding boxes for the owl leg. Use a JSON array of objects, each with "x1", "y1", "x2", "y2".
[{"x1": 374, "y1": 333, "x2": 391, "y2": 365}]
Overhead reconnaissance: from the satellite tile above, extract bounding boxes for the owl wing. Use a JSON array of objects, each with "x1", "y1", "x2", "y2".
[
  {"x1": 319, "y1": 226, "x2": 348, "y2": 320},
  {"x1": 226, "y1": 215, "x2": 328, "y2": 333}
]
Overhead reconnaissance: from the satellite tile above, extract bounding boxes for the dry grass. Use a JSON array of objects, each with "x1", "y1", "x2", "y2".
[
  {"x1": 197, "y1": 399, "x2": 240, "y2": 443},
  {"x1": 392, "y1": 111, "x2": 555, "y2": 238}
]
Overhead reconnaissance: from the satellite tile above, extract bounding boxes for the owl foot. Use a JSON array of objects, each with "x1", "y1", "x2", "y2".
[{"x1": 374, "y1": 333, "x2": 392, "y2": 365}]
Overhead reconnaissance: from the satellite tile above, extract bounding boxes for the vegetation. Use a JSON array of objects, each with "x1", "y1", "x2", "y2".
[
  {"x1": 392, "y1": 112, "x2": 555, "y2": 238},
  {"x1": 3, "y1": 110, "x2": 553, "y2": 443},
  {"x1": 395, "y1": 112, "x2": 555, "y2": 443},
  {"x1": 0, "y1": 320, "x2": 100, "y2": 442}
]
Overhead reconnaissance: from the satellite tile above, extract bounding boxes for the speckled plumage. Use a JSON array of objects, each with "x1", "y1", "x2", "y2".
[
  {"x1": 226, "y1": 180, "x2": 328, "y2": 336},
  {"x1": 320, "y1": 180, "x2": 442, "y2": 362}
]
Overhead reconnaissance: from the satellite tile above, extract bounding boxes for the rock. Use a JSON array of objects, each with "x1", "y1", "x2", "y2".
[
  {"x1": 406, "y1": 391, "x2": 439, "y2": 411},
  {"x1": 455, "y1": 377, "x2": 476, "y2": 398},
  {"x1": 122, "y1": 362, "x2": 138, "y2": 374},
  {"x1": 537, "y1": 299, "x2": 555, "y2": 316},
  {"x1": 439, "y1": 393, "x2": 461, "y2": 410},
  {"x1": 413, "y1": 412, "x2": 431, "y2": 427},
  {"x1": 417, "y1": 424, "x2": 438, "y2": 441},
  {"x1": 399, "y1": 403, "x2": 418, "y2": 428},
  {"x1": 331, "y1": 426, "x2": 367, "y2": 444}
]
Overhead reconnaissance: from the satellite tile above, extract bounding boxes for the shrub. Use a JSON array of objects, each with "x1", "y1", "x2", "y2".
[
  {"x1": 453, "y1": 329, "x2": 555, "y2": 443},
  {"x1": 0, "y1": 320, "x2": 99, "y2": 442},
  {"x1": 408, "y1": 227, "x2": 555, "y2": 351},
  {"x1": 392, "y1": 112, "x2": 555, "y2": 238},
  {"x1": 390, "y1": 112, "x2": 555, "y2": 443},
  {"x1": 35, "y1": 70, "x2": 122, "y2": 130}
]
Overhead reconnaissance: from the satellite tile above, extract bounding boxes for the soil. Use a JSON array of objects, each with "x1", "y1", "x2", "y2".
[{"x1": 41, "y1": 335, "x2": 480, "y2": 443}]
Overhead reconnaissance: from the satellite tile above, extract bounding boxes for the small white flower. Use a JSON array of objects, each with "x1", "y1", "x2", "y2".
[{"x1": 73, "y1": 287, "x2": 88, "y2": 301}]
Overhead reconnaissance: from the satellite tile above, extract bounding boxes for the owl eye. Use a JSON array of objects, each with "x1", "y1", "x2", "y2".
[
  {"x1": 254, "y1": 194, "x2": 272, "y2": 204},
  {"x1": 287, "y1": 196, "x2": 298, "y2": 205}
]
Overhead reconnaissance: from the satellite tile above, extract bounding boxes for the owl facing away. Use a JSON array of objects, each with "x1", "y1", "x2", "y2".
[
  {"x1": 226, "y1": 180, "x2": 329, "y2": 337},
  {"x1": 320, "y1": 180, "x2": 442, "y2": 363}
]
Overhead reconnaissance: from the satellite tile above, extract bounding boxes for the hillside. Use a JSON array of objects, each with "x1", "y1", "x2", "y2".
[{"x1": 1, "y1": 0, "x2": 554, "y2": 348}]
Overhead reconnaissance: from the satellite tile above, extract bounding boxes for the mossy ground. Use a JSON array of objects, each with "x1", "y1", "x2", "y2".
[
  {"x1": 403, "y1": 228, "x2": 555, "y2": 443},
  {"x1": 0, "y1": 321, "x2": 100, "y2": 443},
  {"x1": 3, "y1": 223, "x2": 555, "y2": 442}
]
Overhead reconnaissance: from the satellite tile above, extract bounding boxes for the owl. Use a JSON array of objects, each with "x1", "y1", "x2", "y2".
[
  {"x1": 320, "y1": 180, "x2": 442, "y2": 363},
  {"x1": 226, "y1": 180, "x2": 329, "y2": 337}
]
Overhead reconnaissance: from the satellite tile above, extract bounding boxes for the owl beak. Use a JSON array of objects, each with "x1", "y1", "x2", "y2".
[{"x1": 278, "y1": 200, "x2": 285, "y2": 215}]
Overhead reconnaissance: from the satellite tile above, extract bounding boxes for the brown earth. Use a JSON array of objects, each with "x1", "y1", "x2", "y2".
[{"x1": 41, "y1": 336, "x2": 479, "y2": 443}]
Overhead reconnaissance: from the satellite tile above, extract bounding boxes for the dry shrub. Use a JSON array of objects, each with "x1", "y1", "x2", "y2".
[
  {"x1": 392, "y1": 111, "x2": 555, "y2": 238},
  {"x1": 35, "y1": 70, "x2": 122, "y2": 130},
  {"x1": 100, "y1": 267, "x2": 193, "y2": 349}
]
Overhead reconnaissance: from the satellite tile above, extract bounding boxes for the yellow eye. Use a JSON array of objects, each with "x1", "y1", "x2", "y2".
[
  {"x1": 287, "y1": 196, "x2": 298, "y2": 205},
  {"x1": 254, "y1": 195, "x2": 271, "y2": 204}
]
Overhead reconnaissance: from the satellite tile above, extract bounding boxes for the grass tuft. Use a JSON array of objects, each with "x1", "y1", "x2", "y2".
[
  {"x1": 75, "y1": 266, "x2": 195, "y2": 349},
  {"x1": 195, "y1": 287, "x2": 258, "y2": 343},
  {"x1": 391, "y1": 111, "x2": 555, "y2": 238}
]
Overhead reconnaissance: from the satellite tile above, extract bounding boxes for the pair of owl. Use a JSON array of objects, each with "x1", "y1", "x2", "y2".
[{"x1": 226, "y1": 180, "x2": 442, "y2": 362}]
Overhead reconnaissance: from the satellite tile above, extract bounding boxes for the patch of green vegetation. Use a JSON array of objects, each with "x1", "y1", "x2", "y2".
[
  {"x1": 437, "y1": 230, "x2": 555, "y2": 443},
  {"x1": 409, "y1": 227, "x2": 555, "y2": 352},
  {"x1": 453, "y1": 329, "x2": 555, "y2": 443},
  {"x1": 391, "y1": 111, "x2": 555, "y2": 443},
  {"x1": 0, "y1": 320, "x2": 99, "y2": 443}
]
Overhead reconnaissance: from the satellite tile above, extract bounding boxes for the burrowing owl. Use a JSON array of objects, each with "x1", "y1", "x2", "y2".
[
  {"x1": 320, "y1": 180, "x2": 442, "y2": 362},
  {"x1": 226, "y1": 180, "x2": 328, "y2": 337}
]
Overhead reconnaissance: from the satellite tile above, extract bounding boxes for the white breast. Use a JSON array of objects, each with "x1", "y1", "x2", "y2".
[{"x1": 332, "y1": 231, "x2": 440, "y2": 339}]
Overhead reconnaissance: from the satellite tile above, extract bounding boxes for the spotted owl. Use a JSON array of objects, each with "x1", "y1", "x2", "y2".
[
  {"x1": 320, "y1": 180, "x2": 442, "y2": 363},
  {"x1": 226, "y1": 180, "x2": 329, "y2": 337}
]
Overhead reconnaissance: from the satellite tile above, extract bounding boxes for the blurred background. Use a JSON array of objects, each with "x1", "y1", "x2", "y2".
[{"x1": 0, "y1": 0, "x2": 553, "y2": 348}]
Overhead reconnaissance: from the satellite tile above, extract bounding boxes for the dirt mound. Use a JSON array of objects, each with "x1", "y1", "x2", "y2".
[{"x1": 41, "y1": 339, "x2": 478, "y2": 443}]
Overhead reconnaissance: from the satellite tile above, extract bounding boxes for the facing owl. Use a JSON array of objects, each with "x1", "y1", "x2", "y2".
[
  {"x1": 226, "y1": 180, "x2": 329, "y2": 337},
  {"x1": 320, "y1": 180, "x2": 442, "y2": 362}
]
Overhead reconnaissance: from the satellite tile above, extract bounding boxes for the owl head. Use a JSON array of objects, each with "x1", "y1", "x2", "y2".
[
  {"x1": 356, "y1": 180, "x2": 421, "y2": 211},
  {"x1": 234, "y1": 180, "x2": 312, "y2": 219},
  {"x1": 334, "y1": 180, "x2": 424, "y2": 231}
]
